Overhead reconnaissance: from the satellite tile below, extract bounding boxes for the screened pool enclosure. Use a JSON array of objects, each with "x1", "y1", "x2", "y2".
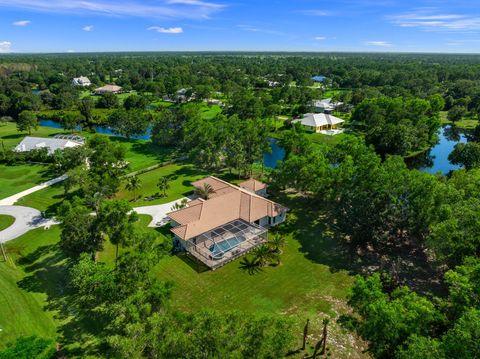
[{"x1": 183, "y1": 219, "x2": 268, "y2": 270}]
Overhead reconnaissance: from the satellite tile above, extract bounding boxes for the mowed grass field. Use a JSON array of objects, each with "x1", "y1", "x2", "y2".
[
  {"x1": 0, "y1": 164, "x2": 52, "y2": 200},
  {"x1": 0, "y1": 226, "x2": 61, "y2": 349},
  {"x1": 0, "y1": 215, "x2": 15, "y2": 231}
]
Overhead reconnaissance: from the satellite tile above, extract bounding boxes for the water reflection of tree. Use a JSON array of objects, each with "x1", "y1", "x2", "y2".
[
  {"x1": 443, "y1": 125, "x2": 462, "y2": 142},
  {"x1": 405, "y1": 150, "x2": 434, "y2": 169}
]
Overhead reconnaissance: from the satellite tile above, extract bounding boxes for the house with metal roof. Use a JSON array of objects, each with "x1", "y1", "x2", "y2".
[
  {"x1": 72, "y1": 76, "x2": 91, "y2": 87},
  {"x1": 14, "y1": 136, "x2": 84, "y2": 155},
  {"x1": 311, "y1": 98, "x2": 343, "y2": 114},
  {"x1": 167, "y1": 176, "x2": 287, "y2": 269},
  {"x1": 292, "y1": 113, "x2": 344, "y2": 135}
]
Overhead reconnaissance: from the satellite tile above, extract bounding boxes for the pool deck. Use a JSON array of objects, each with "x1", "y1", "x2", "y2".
[{"x1": 187, "y1": 235, "x2": 267, "y2": 270}]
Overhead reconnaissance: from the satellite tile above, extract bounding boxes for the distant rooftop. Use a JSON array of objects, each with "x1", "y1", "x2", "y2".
[{"x1": 311, "y1": 75, "x2": 326, "y2": 82}]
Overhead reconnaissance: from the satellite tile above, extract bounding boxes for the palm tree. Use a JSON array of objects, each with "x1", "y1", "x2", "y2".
[
  {"x1": 195, "y1": 183, "x2": 216, "y2": 200},
  {"x1": 125, "y1": 175, "x2": 142, "y2": 201},
  {"x1": 239, "y1": 256, "x2": 261, "y2": 275},
  {"x1": 171, "y1": 198, "x2": 188, "y2": 211},
  {"x1": 268, "y1": 234, "x2": 286, "y2": 255},
  {"x1": 157, "y1": 176, "x2": 170, "y2": 197},
  {"x1": 252, "y1": 244, "x2": 274, "y2": 267}
]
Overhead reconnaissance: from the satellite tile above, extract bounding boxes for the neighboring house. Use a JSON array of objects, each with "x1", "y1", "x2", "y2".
[
  {"x1": 206, "y1": 98, "x2": 224, "y2": 106},
  {"x1": 14, "y1": 136, "x2": 84, "y2": 155},
  {"x1": 239, "y1": 178, "x2": 268, "y2": 197},
  {"x1": 268, "y1": 81, "x2": 280, "y2": 87},
  {"x1": 292, "y1": 113, "x2": 344, "y2": 134},
  {"x1": 94, "y1": 84, "x2": 122, "y2": 95},
  {"x1": 167, "y1": 176, "x2": 287, "y2": 270},
  {"x1": 72, "y1": 76, "x2": 91, "y2": 87},
  {"x1": 311, "y1": 98, "x2": 343, "y2": 114}
]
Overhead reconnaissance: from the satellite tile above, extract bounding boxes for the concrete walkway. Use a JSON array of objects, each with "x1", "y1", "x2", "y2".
[
  {"x1": 133, "y1": 198, "x2": 187, "y2": 227},
  {"x1": 0, "y1": 206, "x2": 59, "y2": 243},
  {"x1": 0, "y1": 174, "x2": 68, "y2": 206}
]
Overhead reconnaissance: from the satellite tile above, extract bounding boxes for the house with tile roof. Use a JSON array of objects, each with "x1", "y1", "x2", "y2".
[
  {"x1": 167, "y1": 176, "x2": 287, "y2": 269},
  {"x1": 94, "y1": 84, "x2": 122, "y2": 95}
]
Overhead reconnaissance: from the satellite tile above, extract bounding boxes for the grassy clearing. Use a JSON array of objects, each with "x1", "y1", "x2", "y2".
[
  {"x1": 0, "y1": 164, "x2": 52, "y2": 200},
  {"x1": 0, "y1": 215, "x2": 15, "y2": 231},
  {"x1": 0, "y1": 227, "x2": 61, "y2": 349},
  {"x1": 440, "y1": 111, "x2": 478, "y2": 130},
  {"x1": 115, "y1": 163, "x2": 208, "y2": 206}
]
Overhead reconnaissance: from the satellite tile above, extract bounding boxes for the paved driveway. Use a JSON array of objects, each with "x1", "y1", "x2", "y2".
[
  {"x1": 134, "y1": 198, "x2": 188, "y2": 227},
  {"x1": 0, "y1": 206, "x2": 58, "y2": 243}
]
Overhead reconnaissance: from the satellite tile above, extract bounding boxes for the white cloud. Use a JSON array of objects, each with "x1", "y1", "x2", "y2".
[
  {"x1": 0, "y1": 0, "x2": 225, "y2": 20},
  {"x1": 298, "y1": 10, "x2": 331, "y2": 17},
  {"x1": 83, "y1": 25, "x2": 94, "y2": 32},
  {"x1": 389, "y1": 9, "x2": 480, "y2": 31},
  {"x1": 314, "y1": 36, "x2": 327, "y2": 40},
  {"x1": 13, "y1": 20, "x2": 31, "y2": 26},
  {"x1": 148, "y1": 26, "x2": 183, "y2": 33},
  {"x1": 366, "y1": 41, "x2": 392, "y2": 47},
  {"x1": 0, "y1": 41, "x2": 12, "y2": 53},
  {"x1": 67, "y1": 49, "x2": 75, "y2": 53},
  {"x1": 236, "y1": 24, "x2": 285, "y2": 36}
]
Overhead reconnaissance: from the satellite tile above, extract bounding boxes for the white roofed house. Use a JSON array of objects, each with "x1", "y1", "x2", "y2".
[
  {"x1": 292, "y1": 113, "x2": 344, "y2": 135},
  {"x1": 311, "y1": 98, "x2": 343, "y2": 114},
  {"x1": 14, "y1": 136, "x2": 84, "y2": 155},
  {"x1": 72, "y1": 76, "x2": 91, "y2": 87}
]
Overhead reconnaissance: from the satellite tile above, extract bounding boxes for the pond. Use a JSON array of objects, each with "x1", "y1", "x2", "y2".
[
  {"x1": 263, "y1": 138, "x2": 285, "y2": 169},
  {"x1": 407, "y1": 125, "x2": 468, "y2": 174}
]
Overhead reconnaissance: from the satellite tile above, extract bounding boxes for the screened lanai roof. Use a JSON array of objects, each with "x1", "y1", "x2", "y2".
[{"x1": 183, "y1": 219, "x2": 268, "y2": 269}]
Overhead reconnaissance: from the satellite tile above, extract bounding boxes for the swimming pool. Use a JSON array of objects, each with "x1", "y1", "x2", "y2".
[{"x1": 209, "y1": 236, "x2": 246, "y2": 259}]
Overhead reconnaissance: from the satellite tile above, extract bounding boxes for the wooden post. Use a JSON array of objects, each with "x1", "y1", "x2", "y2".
[
  {"x1": 320, "y1": 319, "x2": 329, "y2": 355},
  {"x1": 302, "y1": 318, "x2": 310, "y2": 350}
]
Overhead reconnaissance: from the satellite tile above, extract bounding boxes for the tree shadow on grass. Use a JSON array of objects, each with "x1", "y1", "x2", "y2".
[
  {"x1": 271, "y1": 190, "x2": 445, "y2": 297},
  {"x1": 15, "y1": 244, "x2": 107, "y2": 357},
  {"x1": 175, "y1": 252, "x2": 210, "y2": 273}
]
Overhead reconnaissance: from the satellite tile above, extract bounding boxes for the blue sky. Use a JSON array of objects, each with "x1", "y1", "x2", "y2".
[{"x1": 1, "y1": 0, "x2": 480, "y2": 53}]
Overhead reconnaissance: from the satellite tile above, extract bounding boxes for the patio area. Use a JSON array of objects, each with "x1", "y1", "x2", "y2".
[{"x1": 183, "y1": 219, "x2": 268, "y2": 270}]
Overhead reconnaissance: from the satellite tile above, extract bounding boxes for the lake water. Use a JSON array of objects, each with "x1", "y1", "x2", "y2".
[
  {"x1": 264, "y1": 138, "x2": 286, "y2": 169},
  {"x1": 407, "y1": 125, "x2": 468, "y2": 174},
  {"x1": 39, "y1": 120, "x2": 464, "y2": 174}
]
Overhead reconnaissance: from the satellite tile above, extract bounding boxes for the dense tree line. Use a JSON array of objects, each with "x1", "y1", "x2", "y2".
[{"x1": 275, "y1": 128, "x2": 480, "y2": 357}]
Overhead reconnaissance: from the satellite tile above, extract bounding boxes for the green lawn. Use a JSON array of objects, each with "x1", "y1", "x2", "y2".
[
  {"x1": 15, "y1": 182, "x2": 65, "y2": 213},
  {"x1": 0, "y1": 215, "x2": 15, "y2": 231},
  {"x1": 151, "y1": 193, "x2": 363, "y2": 357},
  {"x1": 116, "y1": 163, "x2": 208, "y2": 206},
  {"x1": 0, "y1": 164, "x2": 52, "y2": 200},
  {"x1": 0, "y1": 227, "x2": 61, "y2": 349}
]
